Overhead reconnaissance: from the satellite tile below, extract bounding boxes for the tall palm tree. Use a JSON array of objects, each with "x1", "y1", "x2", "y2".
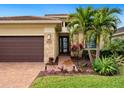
[
  {"x1": 68, "y1": 6, "x2": 94, "y2": 62},
  {"x1": 67, "y1": 22, "x2": 79, "y2": 44},
  {"x1": 91, "y1": 7, "x2": 121, "y2": 58}
]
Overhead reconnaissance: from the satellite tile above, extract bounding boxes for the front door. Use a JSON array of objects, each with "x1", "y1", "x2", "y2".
[{"x1": 59, "y1": 36, "x2": 69, "y2": 54}]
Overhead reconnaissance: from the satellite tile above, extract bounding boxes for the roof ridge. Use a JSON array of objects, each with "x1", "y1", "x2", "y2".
[{"x1": 45, "y1": 14, "x2": 68, "y2": 16}]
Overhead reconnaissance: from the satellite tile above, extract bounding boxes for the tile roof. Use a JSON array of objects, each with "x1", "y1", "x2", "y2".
[
  {"x1": 112, "y1": 27, "x2": 124, "y2": 36},
  {"x1": 117, "y1": 27, "x2": 124, "y2": 33}
]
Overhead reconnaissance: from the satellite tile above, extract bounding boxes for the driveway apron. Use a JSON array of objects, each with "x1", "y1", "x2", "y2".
[{"x1": 0, "y1": 62, "x2": 43, "y2": 88}]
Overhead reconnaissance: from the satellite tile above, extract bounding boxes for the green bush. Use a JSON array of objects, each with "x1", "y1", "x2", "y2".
[
  {"x1": 100, "y1": 50, "x2": 113, "y2": 57},
  {"x1": 92, "y1": 57, "x2": 118, "y2": 76},
  {"x1": 100, "y1": 49, "x2": 124, "y2": 58},
  {"x1": 112, "y1": 55, "x2": 124, "y2": 66},
  {"x1": 101, "y1": 39, "x2": 124, "y2": 56}
]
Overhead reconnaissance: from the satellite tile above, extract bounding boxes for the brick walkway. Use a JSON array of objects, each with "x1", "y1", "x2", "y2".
[{"x1": 58, "y1": 56, "x2": 76, "y2": 71}]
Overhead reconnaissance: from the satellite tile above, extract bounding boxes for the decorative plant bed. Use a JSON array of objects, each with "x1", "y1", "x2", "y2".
[
  {"x1": 39, "y1": 57, "x2": 94, "y2": 77},
  {"x1": 37, "y1": 72, "x2": 94, "y2": 77},
  {"x1": 37, "y1": 66, "x2": 94, "y2": 77}
]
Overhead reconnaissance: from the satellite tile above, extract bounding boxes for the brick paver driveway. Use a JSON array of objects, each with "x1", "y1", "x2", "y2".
[{"x1": 0, "y1": 62, "x2": 43, "y2": 88}]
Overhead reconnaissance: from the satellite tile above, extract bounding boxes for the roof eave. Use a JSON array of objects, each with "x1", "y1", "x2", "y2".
[
  {"x1": 0, "y1": 20, "x2": 62, "y2": 24},
  {"x1": 112, "y1": 32, "x2": 124, "y2": 36}
]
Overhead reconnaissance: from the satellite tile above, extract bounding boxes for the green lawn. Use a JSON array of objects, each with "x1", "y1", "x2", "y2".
[{"x1": 31, "y1": 66, "x2": 124, "y2": 88}]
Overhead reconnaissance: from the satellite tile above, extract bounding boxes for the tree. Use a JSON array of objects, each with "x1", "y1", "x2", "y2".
[
  {"x1": 68, "y1": 6, "x2": 94, "y2": 62},
  {"x1": 67, "y1": 23, "x2": 79, "y2": 44},
  {"x1": 68, "y1": 7, "x2": 121, "y2": 62},
  {"x1": 91, "y1": 7, "x2": 121, "y2": 58}
]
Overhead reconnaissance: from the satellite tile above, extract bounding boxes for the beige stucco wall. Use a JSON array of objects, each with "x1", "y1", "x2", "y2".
[
  {"x1": 78, "y1": 32, "x2": 84, "y2": 43},
  {"x1": 72, "y1": 32, "x2": 84, "y2": 45},
  {"x1": 0, "y1": 24, "x2": 44, "y2": 36},
  {"x1": 0, "y1": 23, "x2": 58, "y2": 63},
  {"x1": 72, "y1": 33, "x2": 79, "y2": 44}
]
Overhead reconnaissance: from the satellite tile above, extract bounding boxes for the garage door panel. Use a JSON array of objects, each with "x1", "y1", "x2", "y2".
[
  {"x1": 0, "y1": 56, "x2": 42, "y2": 62},
  {"x1": 0, "y1": 50, "x2": 43, "y2": 55},
  {"x1": 0, "y1": 37, "x2": 43, "y2": 40},
  {"x1": 0, "y1": 51, "x2": 43, "y2": 55},
  {"x1": 0, "y1": 46, "x2": 42, "y2": 51},
  {"x1": 0, "y1": 40, "x2": 42, "y2": 44},
  {"x1": 0, "y1": 49, "x2": 43, "y2": 54},
  {"x1": 0, "y1": 36, "x2": 44, "y2": 62},
  {"x1": 0, "y1": 43, "x2": 43, "y2": 47}
]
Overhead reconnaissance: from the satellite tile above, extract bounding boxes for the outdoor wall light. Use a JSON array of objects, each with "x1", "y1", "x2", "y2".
[{"x1": 47, "y1": 34, "x2": 51, "y2": 40}]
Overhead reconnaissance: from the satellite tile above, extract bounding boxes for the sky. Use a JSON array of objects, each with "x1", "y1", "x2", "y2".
[{"x1": 0, "y1": 4, "x2": 124, "y2": 27}]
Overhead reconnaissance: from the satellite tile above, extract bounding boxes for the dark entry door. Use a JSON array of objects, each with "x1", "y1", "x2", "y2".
[{"x1": 59, "y1": 36, "x2": 69, "y2": 54}]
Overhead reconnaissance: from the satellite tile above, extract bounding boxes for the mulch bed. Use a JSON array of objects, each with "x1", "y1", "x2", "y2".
[
  {"x1": 37, "y1": 71, "x2": 95, "y2": 77},
  {"x1": 37, "y1": 58, "x2": 95, "y2": 77},
  {"x1": 37, "y1": 66, "x2": 95, "y2": 77}
]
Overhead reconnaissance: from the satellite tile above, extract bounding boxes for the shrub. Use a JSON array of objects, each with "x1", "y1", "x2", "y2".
[
  {"x1": 100, "y1": 49, "x2": 113, "y2": 57},
  {"x1": 100, "y1": 49, "x2": 124, "y2": 58},
  {"x1": 102, "y1": 39, "x2": 124, "y2": 56},
  {"x1": 71, "y1": 44, "x2": 79, "y2": 52},
  {"x1": 92, "y1": 57, "x2": 118, "y2": 76},
  {"x1": 71, "y1": 43, "x2": 83, "y2": 57},
  {"x1": 112, "y1": 55, "x2": 124, "y2": 66}
]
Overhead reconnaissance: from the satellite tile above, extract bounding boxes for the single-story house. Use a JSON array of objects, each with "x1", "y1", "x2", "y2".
[
  {"x1": 0, "y1": 14, "x2": 104, "y2": 63},
  {"x1": 112, "y1": 27, "x2": 124, "y2": 39}
]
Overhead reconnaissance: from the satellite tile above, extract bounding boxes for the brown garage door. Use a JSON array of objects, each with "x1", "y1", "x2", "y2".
[{"x1": 0, "y1": 36, "x2": 44, "y2": 62}]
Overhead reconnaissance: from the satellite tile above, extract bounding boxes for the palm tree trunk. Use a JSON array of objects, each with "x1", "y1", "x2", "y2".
[
  {"x1": 109, "y1": 34, "x2": 112, "y2": 45},
  {"x1": 88, "y1": 49, "x2": 93, "y2": 62},
  {"x1": 84, "y1": 33, "x2": 93, "y2": 63},
  {"x1": 96, "y1": 35, "x2": 100, "y2": 58},
  {"x1": 87, "y1": 40, "x2": 93, "y2": 62}
]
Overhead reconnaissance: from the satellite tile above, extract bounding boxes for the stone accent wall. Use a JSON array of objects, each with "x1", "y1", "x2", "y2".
[{"x1": 44, "y1": 27, "x2": 58, "y2": 63}]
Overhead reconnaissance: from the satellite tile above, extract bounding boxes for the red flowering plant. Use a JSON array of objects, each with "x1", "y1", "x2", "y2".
[
  {"x1": 71, "y1": 44, "x2": 79, "y2": 52},
  {"x1": 79, "y1": 43, "x2": 84, "y2": 50},
  {"x1": 71, "y1": 43, "x2": 84, "y2": 58}
]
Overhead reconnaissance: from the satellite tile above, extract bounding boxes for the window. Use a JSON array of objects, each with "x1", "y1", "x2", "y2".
[{"x1": 86, "y1": 38, "x2": 96, "y2": 48}]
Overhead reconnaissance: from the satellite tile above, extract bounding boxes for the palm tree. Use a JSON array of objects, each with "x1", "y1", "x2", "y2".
[
  {"x1": 91, "y1": 7, "x2": 121, "y2": 58},
  {"x1": 67, "y1": 22, "x2": 79, "y2": 44},
  {"x1": 68, "y1": 7, "x2": 121, "y2": 62},
  {"x1": 68, "y1": 6, "x2": 94, "y2": 62}
]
